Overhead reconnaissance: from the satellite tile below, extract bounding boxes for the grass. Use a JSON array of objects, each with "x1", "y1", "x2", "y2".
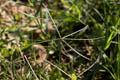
[{"x1": 0, "y1": 0, "x2": 120, "y2": 80}]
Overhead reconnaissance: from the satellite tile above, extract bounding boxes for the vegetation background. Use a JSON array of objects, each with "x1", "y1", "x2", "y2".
[{"x1": 0, "y1": 0, "x2": 120, "y2": 80}]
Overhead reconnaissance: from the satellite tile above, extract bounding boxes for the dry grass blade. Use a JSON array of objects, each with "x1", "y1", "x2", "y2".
[
  {"x1": 17, "y1": 42, "x2": 44, "y2": 80},
  {"x1": 80, "y1": 56, "x2": 100, "y2": 76},
  {"x1": 64, "y1": 36, "x2": 104, "y2": 41},
  {"x1": 45, "y1": 60, "x2": 72, "y2": 79},
  {"x1": 63, "y1": 25, "x2": 88, "y2": 39},
  {"x1": 24, "y1": 55, "x2": 40, "y2": 80},
  {"x1": 43, "y1": 4, "x2": 62, "y2": 39},
  {"x1": 16, "y1": 43, "x2": 39, "y2": 79},
  {"x1": 62, "y1": 40, "x2": 91, "y2": 61}
]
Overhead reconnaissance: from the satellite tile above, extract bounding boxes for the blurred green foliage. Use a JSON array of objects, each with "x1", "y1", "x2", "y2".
[{"x1": 0, "y1": 0, "x2": 120, "y2": 79}]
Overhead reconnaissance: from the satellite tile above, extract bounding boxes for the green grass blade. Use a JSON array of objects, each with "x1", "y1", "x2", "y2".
[{"x1": 116, "y1": 35, "x2": 120, "y2": 80}]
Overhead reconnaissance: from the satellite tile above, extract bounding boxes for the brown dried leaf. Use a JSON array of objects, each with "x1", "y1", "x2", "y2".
[{"x1": 33, "y1": 44, "x2": 47, "y2": 65}]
